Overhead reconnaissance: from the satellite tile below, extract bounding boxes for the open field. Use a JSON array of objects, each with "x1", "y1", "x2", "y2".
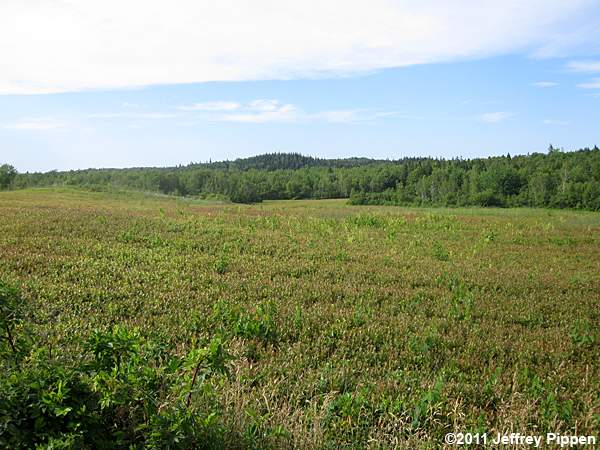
[{"x1": 1, "y1": 188, "x2": 599, "y2": 448}]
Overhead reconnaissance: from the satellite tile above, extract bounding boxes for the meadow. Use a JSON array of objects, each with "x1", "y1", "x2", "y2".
[{"x1": 0, "y1": 188, "x2": 598, "y2": 448}]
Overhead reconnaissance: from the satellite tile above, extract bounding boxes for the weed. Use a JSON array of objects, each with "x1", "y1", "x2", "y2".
[{"x1": 432, "y1": 242, "x2": 450, "y2": 261}]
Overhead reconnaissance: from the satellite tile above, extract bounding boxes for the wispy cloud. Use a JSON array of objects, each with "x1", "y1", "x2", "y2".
[
  {"x1": 532, "y1": 81, "x2": 558, "y2": 88},
  {"x1": 1, "y1": 1, "x2": 598, "y2": 94},
  {"x1": 566, "y1": 60, "x2": 600, "y2": 73},
  {"x1": 85, "y1": 99, "x2": 398, "y2": 125},
  {"x1": 177, "y1": 101, "x2": 241, "y2": 111},
  {"x1": 246, "y1": 100, "x2": 282, "y2": 112},
  {"x1": 217, "y1": 100, "x2": 298, "y2": 123},
  {"x1": 576, "y1": 78, "x2": 600, "y2": 89},
  {"x1": 2, "y1": 118, "x2": 67, "y2": 131},
  {"x1": 311, "y1": 110, "x2": 400, "y2": 123},
  {"x1": 479, "y1": 112, "x2": 514, "y2": 124},
  {"x1": 87, "y1": 112, "x2": 179, "y2": 119},
  {"x1": 543, "y1": 119, "x2": 569, "y2": 125},
  {"x1": 206, "y1": 99, "x2": 398, "y2": 124}
]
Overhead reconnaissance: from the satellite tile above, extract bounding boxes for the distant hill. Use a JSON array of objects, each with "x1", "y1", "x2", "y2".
[{"x1": 192, "y1": 152, "x2": 388, "y2": 171}]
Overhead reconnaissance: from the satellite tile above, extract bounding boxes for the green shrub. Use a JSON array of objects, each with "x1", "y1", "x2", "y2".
[{"x1": 0, "y1": 282, "x2": 238, "y2": 449}]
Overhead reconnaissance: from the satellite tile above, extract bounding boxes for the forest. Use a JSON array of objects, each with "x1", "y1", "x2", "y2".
[{"x1": 2, "y1": 145, "x2": 600, "y2": 209}]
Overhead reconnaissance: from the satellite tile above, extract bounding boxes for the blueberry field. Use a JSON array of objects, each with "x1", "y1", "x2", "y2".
[{"x1": 0, "y1": 188, "x2": 598, "y2": 448}]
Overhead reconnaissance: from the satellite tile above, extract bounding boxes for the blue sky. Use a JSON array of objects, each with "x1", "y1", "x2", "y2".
[{"x1": 2, "y1": 1, "x2": 600, "y2": 172}]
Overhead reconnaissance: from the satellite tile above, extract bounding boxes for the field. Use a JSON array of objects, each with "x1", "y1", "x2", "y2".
[{"x1": 1, "y1": 188, "x2": 599, "y2": 448}]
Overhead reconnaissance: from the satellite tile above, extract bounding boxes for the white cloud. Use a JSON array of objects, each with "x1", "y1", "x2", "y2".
[
  {"x1": 532, "y1": 81, "x2": 558, "y2": 87},
  {"x1": 543, "y1": 119, "x2": 569, "y2": 125},
  {"x1": 208, "y1": 99, "x2": 397, "y2": 124},
  {"x1": 577, "y1": 78, "x2": 600, "y2": 89},
  {"x1": 479, "y1": 112, "x2": 515, "y2": 123},
  {"x1": 566, "y1": 60, "x2": 600, "y2": 73},
  {"x1": 87, "y1": 112, "x2": 179, "y2": 119},
  {"x1": 177, "y1": 101, "x2": 241, "y2": 111},
  {"x1": 247, "y1": 99, "x2": 284, "y2": 112},
  {"x1": 0, "y1": 0, "x2": 598, "y2": 94},
  {"x1": 82, "y1": 99, "x2": 398, "y2": 125},
  {"x1": 218, "y1": 101, "x2": 299, "y2": 123},
  {"x1": 2, "y1": 118, "x2": 67, "y2": 131}
]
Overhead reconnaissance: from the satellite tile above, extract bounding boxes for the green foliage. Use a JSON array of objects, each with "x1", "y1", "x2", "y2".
[
  {"x1": 6, "y1": 147, "x2": 600, "y2": 208},
  {"x1": 570, "y1": 320, "x2": 595, "y2": 349},
  {"x1": 0, "y1": 164, "x2": 17, "y2": 190},
  {"x1": 86, "y1": 325, "x2": 141, "y2": 369},
  {"x1": 214, "y1": 253, "x2": 230, "y2": 275},
  {"x1": 208, "y1": 300, "x2": 279, "y2": 345},
  {"x1": 471, "y1": 189, "x2": 505, "y2": 207},
  {"x1": 323, "y1": 389, "x2": 382, "y2": 446},
  {"x1": 448, "y1": 280, "x2": 475, "y2": 321},
  {"x1": 518, "y1": 368, "x2": 575, "y2": 427},
  {"x1": 0, "y1": 280, "x2": 31, "y2": 363},
  {"x1": 345, "y1": 214, "x2": 385, "y2": 228},
  {"x1": 0, "y1": 281, "x2": 239, "y2": 449},
  {"x1": 411, "y1": 378, "x2": 445, "y2": 430},
  {"x1": 234, "y1": 302, "x2": 278, "y2": 343},
  {"x1": 432, "y1": 242, "x2": 450, "y2": 261}
]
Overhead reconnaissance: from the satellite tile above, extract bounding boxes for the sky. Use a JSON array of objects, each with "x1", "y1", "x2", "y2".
[{"x1": 1, "y1": 0, "x2": 600, "y2": 172}]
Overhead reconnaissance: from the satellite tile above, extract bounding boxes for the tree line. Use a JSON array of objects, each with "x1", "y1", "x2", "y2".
[{"x1": 2, "y1": 147, "x2": 600, "y2": 209}]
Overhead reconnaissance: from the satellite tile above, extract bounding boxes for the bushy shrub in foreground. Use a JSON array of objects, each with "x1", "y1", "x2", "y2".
[{"x1": 0, "y1": 280, "x2": 232, "y2": 449}]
